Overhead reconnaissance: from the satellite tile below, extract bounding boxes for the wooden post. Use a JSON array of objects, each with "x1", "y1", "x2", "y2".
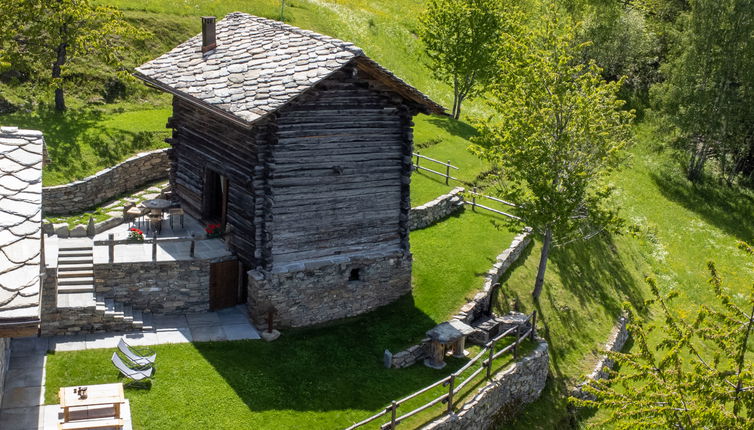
[
  {"x1": 514, "y1": 324, "x2": 521, "y2": 360},
  {"x1": 487, "y1": 342, "x2": 494, "y2": 380},
  {"x1": 108, "y1": 234, "x2": 114, "y2": 264},
  {"x1": 415, "y1": 152, "x2": 420, "y2": 171},
  {"x1": 472, "y1": 187, "x2": 477, "y2": 211},
  {"x1": 390, "y1": 400, "x2": 398, "y2": 429},
  {"x1": 152, "y1": 231, "x2": 158, "y2": 262},
  {"x1": 189, "y1": 234, "x2": 196, "y2": 258},
  {"x1": 445, "y1": 160, "x2": 450, "y2": 185},
  {"x1": 447, "y1": 374, "x2": 455, "y2": 414},
  {"x1": 530, "y1": 311, "x2": 537, "y2": 341}
]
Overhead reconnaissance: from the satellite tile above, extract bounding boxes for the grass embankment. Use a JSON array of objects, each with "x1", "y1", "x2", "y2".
[
  {"x1": 45, "y1": 209, "x2": 518, "y2": 429},
  {"x1": 492, "y1": 122, "x2": 754, "y2": 428}
]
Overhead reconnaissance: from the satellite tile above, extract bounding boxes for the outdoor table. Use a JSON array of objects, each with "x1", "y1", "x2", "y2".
[
  {"x1": 142, "y1": 198, "x2": 172, "y2": 233},
  {"x1": 59, "y1": 382, "x2": 125, "y2": 424}
]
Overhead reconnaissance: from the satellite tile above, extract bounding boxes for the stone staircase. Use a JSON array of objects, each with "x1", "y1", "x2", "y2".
[{"x1": 48, "y1": 241, "x2": 154, "y2": 335}]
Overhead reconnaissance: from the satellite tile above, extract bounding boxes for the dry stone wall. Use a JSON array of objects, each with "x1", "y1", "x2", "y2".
[
  {"x1": 93, "y1": 260, "x2": 218, "y2": 315},
  {"x1": 421, "y1": 340, "x2": 549, "y2": 430},
  {"x1": 571, "y1": 313, "x2": 630, "y2": 400},
  {"x1": 43, "y1": 148, "x2": 169, "y2": 215},
  {"x1": 409, "y1": 187, "x2": 465, "y2": 230}
]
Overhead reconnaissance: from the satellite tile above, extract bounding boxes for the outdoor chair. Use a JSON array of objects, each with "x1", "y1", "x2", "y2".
[
  {"x1": 111, "y1": 352, "x2": 153, "y2": 383},
  {"x1": 169, "y1": 207, "x2": 185, "y2": 230},
  {"x1": 118, "y1": 338, "x2": 156, "y2": 369},
  {"x1": 124, "y1": 203, "x2": 145, "y2": 230}
]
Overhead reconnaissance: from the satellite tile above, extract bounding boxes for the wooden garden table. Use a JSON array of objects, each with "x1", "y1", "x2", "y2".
[{"x1": 59, "y1": 383, "x2": 125, "y2": 424}]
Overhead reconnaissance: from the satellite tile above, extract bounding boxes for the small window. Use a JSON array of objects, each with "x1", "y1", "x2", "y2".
[{"x1": 349, "y1": 268, "x2": 361, "y2": 282}]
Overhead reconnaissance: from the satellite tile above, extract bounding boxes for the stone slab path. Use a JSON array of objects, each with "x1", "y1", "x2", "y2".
[{"x1": 0, "y1": 306, "x2": 260, "y2": 429}]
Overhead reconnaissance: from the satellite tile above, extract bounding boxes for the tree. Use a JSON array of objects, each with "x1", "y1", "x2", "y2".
[
  {"x1": 572, "y1": 242, "x2": 754, "y2": 429},
  {"x1": 653, "y1": 0, "x2": 754, "y2": 183},
  {"x1": 418, "y1": 0, "x2": 512, "y2": 119},
  {"x1": 0, "y1": 0, "x2": 146, "y2": 111},
  {"x1": 471, "y1": 8, "x2": 633, "y2": 300}
]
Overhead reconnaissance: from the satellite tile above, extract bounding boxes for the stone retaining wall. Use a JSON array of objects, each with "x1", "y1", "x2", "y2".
[
  {"x1": 43, "y1": 148, "x2": 170, "y2": 215},
  {"x1": 94, "y1": 260, "x2": 219, "y2": 315},
  {"x1": 0, "y1": 337, "x2": 10, "y2": 408},
  {"x1": 409, "y1": 187, "x2": 465, "y2": 230},
  {"x1": 421, "y1": 339, "x2": 549, "y2": 430},
  {"x1": 571, "y1": 313, "x2": 630, "y2": 400},
  {"x1": 248, "y1": 252, "x2": 412, "y2": 328},
  {"x1": 453, "y1": 229, "x2": 532, "y2": 325}
]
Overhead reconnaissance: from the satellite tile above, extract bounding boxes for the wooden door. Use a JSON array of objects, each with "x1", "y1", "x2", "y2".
[{"x1": 209, "y1": 260, "x2": 239, "y2": 311}]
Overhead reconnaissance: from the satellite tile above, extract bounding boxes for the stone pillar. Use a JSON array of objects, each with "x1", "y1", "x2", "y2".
[
  {"x1": 452, "y1": 336, "x2": 467, "y2": 358},
  {"x1": 424, "y1": 340, "x2": 447, "y2": 369}
]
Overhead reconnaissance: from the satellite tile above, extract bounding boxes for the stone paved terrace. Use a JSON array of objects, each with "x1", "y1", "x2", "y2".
[{"x1": 0, "y1": 306, "x2": 260, "y2": 429}]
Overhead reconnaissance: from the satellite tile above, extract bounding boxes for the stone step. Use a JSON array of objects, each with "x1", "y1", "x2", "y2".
[
  {"x1": 132, "y1": 310, "x2": 144, "y2": 329},
  {"x1": 58, "y1": 276, "x2": 94, "y2": 286},
  {"x1": 140, "y1": 312, "x2": 153, "y2": 331},
  {"x1": 57, "y1": 292, "x2": 96, "y2": 308},
  {"x1": 58, "y1": 284, "x2": 94, "y2": 293},
  {"x1": 58, "y1": 245, "x2": 92, "y2": 252},
  {"x1": 123, "y1": 305, "x2": 133, "y2": 323},
  {"x1": 58, "y1": 250, "x2": 93, "y2": 257},
  {"x1": 58, "y1": 270, "x2": 94, "y2": 279},
  {"x1": 58, "y1": 263, "x2": 94, "y2": 272},
  {"x1": 58, "y1": 256, "x2": 94, "y2": 265}
]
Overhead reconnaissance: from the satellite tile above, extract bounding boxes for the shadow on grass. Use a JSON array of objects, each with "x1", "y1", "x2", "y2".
[
  {"x1": 193, "y1": 295, "x2": 467, "y2": 414},
  {"x1": 651, "y1": 170, "x2": 754, "y2": 242},
  {"x1": 426, "y1": 116, "x2": 477, "y2": 140}
]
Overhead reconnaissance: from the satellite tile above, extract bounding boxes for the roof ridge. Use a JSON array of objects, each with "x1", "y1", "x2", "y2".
[{"x1": 224, "y1": 11, "x2": 364, "y2": 56}]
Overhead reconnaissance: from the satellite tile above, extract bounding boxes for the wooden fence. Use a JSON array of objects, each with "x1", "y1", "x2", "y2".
[
  {"x1": 345, "y1": 311, "x2": 537, "y2": 430},
  {"x1": 413, "y1": 153, "x2": 459, "y2": 185},
  {"x1": 466, "y1": 189, "x2": 520, "y2": 220},
  {"x1": 94, "y1": 232, "x2": 199, "y2": 263}
]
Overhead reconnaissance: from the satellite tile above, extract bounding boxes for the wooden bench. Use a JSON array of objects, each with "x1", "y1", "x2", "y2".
[{"x1": 58, "y1": 417, "x2": 124, "y2": 429}]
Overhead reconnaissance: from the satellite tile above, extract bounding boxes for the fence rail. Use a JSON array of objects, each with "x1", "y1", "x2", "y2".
[
  {"x1": 466, "y1": 188, "x2": 520, "y2": 220},
  {"x1": 94, "y1": 232, "x2": 198, "y2": 263},
  {"x1": 345, "y1": 311, "x2": 537, "y2": 430},
  {"x1": 413, "y1": 152, "x2": 460, "y2": 185}
]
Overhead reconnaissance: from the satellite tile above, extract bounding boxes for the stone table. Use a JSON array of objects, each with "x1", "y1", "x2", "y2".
[{"x1": 424, "y1": 319, "x2": 475, "y2": 369}]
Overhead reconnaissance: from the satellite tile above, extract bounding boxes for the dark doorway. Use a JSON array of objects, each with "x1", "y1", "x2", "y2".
[
  {"x1": 210, "y1": 260, "x2": 240, "y2": 311},
  {"x1": 203, "y1": 169, "x2": 229, "y2": 229}
]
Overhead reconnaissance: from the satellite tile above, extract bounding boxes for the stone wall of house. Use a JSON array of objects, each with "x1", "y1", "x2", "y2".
[
  {"x1": 248, "y1": 252, "x2": 412, "y2": 328},
  {"x1": 93, "y1": 260, "x2": 214, "y2": 315},
  {"x1": 409, "y1": 187, "x2": 465, "y2": 230},
  {"x1": 421, "y1": 339, "x2": 549, "y2": 430},
  {"x1": 43, "y1": 148, "x2": 170, "y2": 215},
  {"x1": 571, "y1": 313, "x2": 630, "y2": 400},
  {"x1": 0, "y1": 337, "x2": 10, "y2": 408},
  {"x1": 453, "y1": 229, "x2": 532, "y2": 325}
]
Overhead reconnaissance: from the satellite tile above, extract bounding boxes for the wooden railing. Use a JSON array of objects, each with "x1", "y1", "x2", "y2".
[
  {"x1": 94, "y1": 232, "x2": 199, "y2": 263},
  {"x1": 412, "y1": 152, "x2": 460, "y2": 185},
  {"x1": 345, "y1": 311, "x2": 537, "y2": 430},
  {"x1": 466, "y1": 188, "x2": 520, "y2": 220}
]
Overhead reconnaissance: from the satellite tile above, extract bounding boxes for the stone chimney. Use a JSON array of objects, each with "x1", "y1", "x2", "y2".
[{"x1": 201, "y1": 16, "x2": 216, "y2": 53}]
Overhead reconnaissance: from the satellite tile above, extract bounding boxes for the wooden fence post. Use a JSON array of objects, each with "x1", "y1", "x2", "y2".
[
  {"x1": 487, "y1": 342, "x2": 494, "y2": 380},
  {"x1": 152, "y1": 232, "x2": 158, "y2": 262},
  {"x1": 514, "y1": 324, "x2": 521, "y2": 360},
  {"x1": 390, "y1": 400, "x2": 398, "y2": 429},
  {"x1": 445, "y1": 160, "x2": 450, "y2": 185},
  {"x1": 472, "y1": 187, "x2": 477, "y2": 211},
  {"x1": 447, "y1": 374, "x2": 455, "y2": 414},
  {"x1": 108, "y1": 233, "x2": 114, "y2": 263},
  {"x1": 530, "y1": 311, "x2": 537, "y2": 341},
  {"x1": 190, "y1": 234, "x2": 196, "y2": 258},
  {"x1": 415, "y1": 152, "x2": 420, "y2": 171}
]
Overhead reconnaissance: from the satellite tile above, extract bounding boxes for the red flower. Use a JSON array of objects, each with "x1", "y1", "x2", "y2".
[{"x1": 205, "y1": 224, "x2": 222, "y2": 235}]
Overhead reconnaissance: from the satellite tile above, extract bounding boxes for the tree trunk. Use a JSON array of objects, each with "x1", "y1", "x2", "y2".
[
  {"x1": 532, "y1": 228, "x2": 552, "y2": 300},
  {"x1": 52, "y1": 37, "x2": 67, "y2": 111}
]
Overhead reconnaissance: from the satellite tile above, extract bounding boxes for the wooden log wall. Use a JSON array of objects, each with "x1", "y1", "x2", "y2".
[
  {"x1": 168, "y1": 97, "x2": 261, "y2": 268},
  {"x1": 266, "y1": 65, "x2": 416, "y2": 265}
]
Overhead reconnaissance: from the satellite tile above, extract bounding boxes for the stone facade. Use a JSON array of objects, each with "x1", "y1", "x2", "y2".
[
  {"x1": 93, "y1": 260, "x2": 213, "y2": 315},
  {"x1": 421, "y1": 339, "x2": 549, "y2": 430},
  {"x1": 248, "y1": 252, "x2": 412, "y2": 328},
  {"x1": 0, "y1": 337, "x2": 10, "y2": 408},
  {"x1": 409, "y1": 187, "x2": 465, "y2": 230},
  {"x1": 453, "y1": 229, "x2": 532, "y2": 325},
  {"x1": 571, "y1": 313, "x2": 630, "y2": 400},
  {"x1": 43, "y1": 148, "x2": 169, "y2": 215}
]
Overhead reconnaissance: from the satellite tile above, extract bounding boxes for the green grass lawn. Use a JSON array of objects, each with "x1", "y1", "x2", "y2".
[{"x1": 45, "y1": 209, "x2": 519, "y2": 429}]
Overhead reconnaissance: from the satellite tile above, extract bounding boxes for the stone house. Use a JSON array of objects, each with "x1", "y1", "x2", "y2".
[{"x1": 134, "y1": 12, "x2": 444, "y2": 327}]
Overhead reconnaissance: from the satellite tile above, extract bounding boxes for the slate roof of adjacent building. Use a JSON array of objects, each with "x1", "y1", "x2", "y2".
[
  {"x1": 134, "y1": 12, "x2": 444, "y2": 126},
  {"x1": 0, "y1": 126, "x2": 43, "y2": 325}
]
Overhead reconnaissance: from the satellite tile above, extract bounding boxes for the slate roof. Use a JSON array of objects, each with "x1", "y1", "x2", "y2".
[
  {"x1": 134, "y1": 12, "x2": 444, "y2": 126},
  {"x1": 0, "y1": 126, "x2": 43, "y2": 324}
]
